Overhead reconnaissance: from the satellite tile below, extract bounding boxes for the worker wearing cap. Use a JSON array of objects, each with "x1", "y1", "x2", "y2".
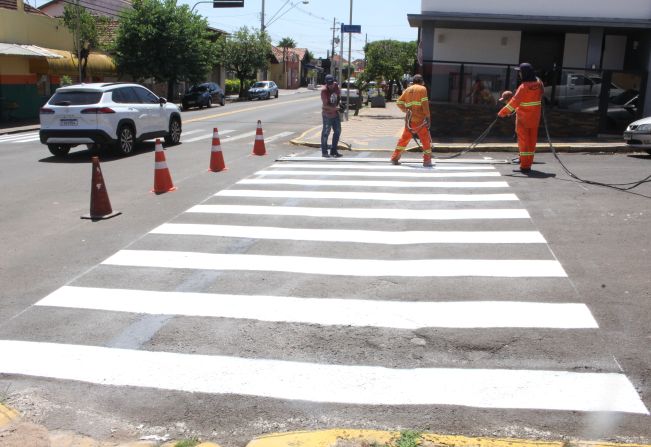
[
  {"x1": 498, "y1": 63, "x2": 544, "y2": 173},
  {"x1": 391, "y1": 74, "x2": 432, "y2": 167},
  {"x1": 320, "y1": 74, "x2": 343, "y2": 158}
]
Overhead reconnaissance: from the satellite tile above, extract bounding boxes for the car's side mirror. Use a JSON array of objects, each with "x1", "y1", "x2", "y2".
[{"x1": 159, "y1": 97, "x2": 167, "y2": 105}]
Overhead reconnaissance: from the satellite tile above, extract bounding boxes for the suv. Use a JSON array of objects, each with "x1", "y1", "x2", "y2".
[{"x1": 39, "y1": 83, "x2": 182, "y2": 157}]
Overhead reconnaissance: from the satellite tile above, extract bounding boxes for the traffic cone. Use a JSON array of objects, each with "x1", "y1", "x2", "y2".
[
  {"x1": 81, "y1": 156, "x2": 121, "y2": 220},
  {"x1": 252, "y1": 120, "x2": 266, "y2": 156},
  {"x1": 209, "y1": 127, "x2": 227, "y2": 172},
  {"x1": 152, "y1": 138, "x2": 176, "y2": 194}
]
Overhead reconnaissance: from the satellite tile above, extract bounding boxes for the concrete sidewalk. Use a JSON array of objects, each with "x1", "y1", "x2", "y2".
[{"x1": 290, "y1": 101, "x2": 630, "y2": 154}]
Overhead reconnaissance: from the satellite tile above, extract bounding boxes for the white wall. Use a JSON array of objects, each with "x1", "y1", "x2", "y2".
[
  {"x1": 421, "y1": 0, "x2": 651, "y2": 20},
  {"x1": 433, "y1": 29, "x2": 520, "y2": 64},
  {"x1": 563, "y1": 34, "x2": 588, "y2": 68}
]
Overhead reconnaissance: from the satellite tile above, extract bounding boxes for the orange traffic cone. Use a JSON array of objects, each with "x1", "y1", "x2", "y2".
[
  {"x1": 81, "y1": 156, "x2": 121, "y2": 220},
  {"x1": 152, "y1": 139, "x2": 176, "y2": 194},
  {"x1": 209, "y1": 127, "x2": 227, "y2": 172},
  {"x1": 252, "y1": 120, "x2": 266, "y2": 156}
]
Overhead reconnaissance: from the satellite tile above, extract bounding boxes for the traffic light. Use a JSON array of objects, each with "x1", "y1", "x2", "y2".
[{"x1": 213, "y1": 1, "x2": 244, "y2": 7}]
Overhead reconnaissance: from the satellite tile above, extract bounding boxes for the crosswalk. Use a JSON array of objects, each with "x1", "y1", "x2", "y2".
[
  {"x1": 1, "y1": 156, "x2": 648, "y2": 416},
  {"x1": 0, "y1": 129, "x2": 295, "y2": 145}
]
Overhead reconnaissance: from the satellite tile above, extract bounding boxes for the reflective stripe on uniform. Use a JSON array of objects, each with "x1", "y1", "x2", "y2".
[
  {"x1": 519, "y1": 151, "x2": 535, "y2": 156},
  {"x1": 520, "y1": 101, "x2": 541, "y2": 107},
  {"x1": 506, "y1": 104, "x2": 515, "y2": 112},
  {"x1": 395, "y1": 145, "x2": 407, "y2": 152}
]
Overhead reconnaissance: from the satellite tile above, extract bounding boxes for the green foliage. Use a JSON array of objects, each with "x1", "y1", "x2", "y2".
[
  {"x1": 174, "y1": 438, "x2": 200, "y2": 447},
  {"x1": 225, "y1": 78, "x2": 252, "y2": 94},
  {"x1": 393, "y1": 430, "x2": 421, "y2": 447},
  {"x1": 113, "y1": 0, "x2": 217, "y2": 90},
  {"x1": 60, "y1": 75, "x2": 73, "y2": 86},
  {"x1": 61, "y1": 3, "x2": 109, "y2": 80},
  {"x1": 216, "y1": 27, "x2": 271, "y2": 97},
  {"x1": 364, "y1": 40, "x2": 417, "y2": 82}
]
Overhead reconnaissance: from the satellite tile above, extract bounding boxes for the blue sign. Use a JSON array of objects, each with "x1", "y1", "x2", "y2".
[{"x1": 341, "y1": 24, "x2": 362, "y2": 33}]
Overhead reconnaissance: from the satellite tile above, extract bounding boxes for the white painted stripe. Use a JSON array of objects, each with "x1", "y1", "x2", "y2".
[
  {"x1": 187, "y1": 205, "x2": 530, "y2": 220},
  {"x1": 239, "y1": 179, "x2": 509, "y2": 188},
  {"x1": 180, "y1": 129, "x2": 203, "y2": 136},
  {"x1": 0, "y1": 132, "x2": 39, "y2": 141},
  {"x1": 103, "y1": 250, "x2": 567, "y2": 277},
  {"x1": 37, "y1": 286, "x2": 597, "y2": 329},
  {"x1": 278, "y1": 156, "x2": 507, "y2": 164},
  {"x1": 256, "y1": 170, "x2": 500, "y2": 178},
  {"x1": 216, "y1": 189, "x2": 519, "y2": 202},
  {"x1": 183, "y1": 129, "x2": 234, "y2": 143},
  {"x1": 11, "y1": 137, "x2": 41, "y2": 143},
  {"x1": 269, "y1": 163, "x2": 496, "y2": 170},
  {"x1": 154, "y1": 161, "x2": 168, "y2": 170},
  {"x1": 222, "y1": 131, "x2": 256, "y2": 142},
  {"x1": 1, "y1": 340, "x2": 646, "y2": 412},
  {"x1": 151, "y1": 223, "x2": 546, "y2": 244},
  {"x1": 264, "y1": 131, "x2": 295, "y2": 143}
]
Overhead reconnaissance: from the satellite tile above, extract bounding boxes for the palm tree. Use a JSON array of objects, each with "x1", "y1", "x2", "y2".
[{"x1": 278, "y1": 37, "x2": 296, "y2": 88}]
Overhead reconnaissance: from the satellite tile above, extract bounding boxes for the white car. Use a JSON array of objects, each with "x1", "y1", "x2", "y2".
[
  {"x1": 39, "y1": 83, "x2": 182, "y2": 157},
  {"x1": 623, "y1": 115, "x2": 651, "y2": 154}
]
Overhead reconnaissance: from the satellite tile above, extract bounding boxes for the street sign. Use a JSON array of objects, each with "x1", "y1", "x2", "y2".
[
  {"x1": 341, "y1": 24, "x2": 361, "y2": 33},
  {"x1": 213, "y1": 0, "x2": 244, "y2": 7}
]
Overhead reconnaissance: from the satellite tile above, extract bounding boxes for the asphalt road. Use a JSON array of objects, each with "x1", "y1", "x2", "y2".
[{"x1": 0, "y1": 96, "x2": 650, "y2": 446}]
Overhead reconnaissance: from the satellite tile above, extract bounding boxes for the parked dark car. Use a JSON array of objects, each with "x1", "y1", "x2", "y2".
[
  {"x1": 248, "y1": 81, "x2": 279, "y2": 100},
  {"x1": 182, "y1": 82, "x2": 225, "y2": 110}
]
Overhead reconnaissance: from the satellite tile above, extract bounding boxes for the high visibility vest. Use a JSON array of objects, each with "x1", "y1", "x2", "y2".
[
  {"x1": 498, "y1": 79, "x2": 544, "y2": 128},
  {"x1": 397, "y1": 84, "x2": 430, "y2": 123}
]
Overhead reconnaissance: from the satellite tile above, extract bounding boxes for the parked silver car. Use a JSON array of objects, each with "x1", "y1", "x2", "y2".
[{"x1": 248, "y1": 81, "x2": 279, "y2": 100}]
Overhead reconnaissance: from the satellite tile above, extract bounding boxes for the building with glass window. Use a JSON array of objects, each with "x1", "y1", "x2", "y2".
[{"x1": 408, "y1": 0, "x2": 651, "y2": 138}]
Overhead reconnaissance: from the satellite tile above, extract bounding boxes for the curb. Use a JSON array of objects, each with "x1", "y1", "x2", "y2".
[{"x1": 245, "y1": 429, "x2": 651, "y2": 447}]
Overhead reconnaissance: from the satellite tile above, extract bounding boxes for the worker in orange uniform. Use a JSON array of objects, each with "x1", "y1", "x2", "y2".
[
  {"x1": 498, "y1": 63, "x2": 544, "y2": 173},
  {"x1": 390, "y1": 74, "x2": 432, "y2": 167}
]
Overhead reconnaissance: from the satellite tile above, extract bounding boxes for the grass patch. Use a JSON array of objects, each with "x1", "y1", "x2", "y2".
[
  {"x1": 175, "y1": 438, "x2": 201, "y2": 447},
  {"x1": 393, "y1": 430, "x2": 422, "y2": 447}
]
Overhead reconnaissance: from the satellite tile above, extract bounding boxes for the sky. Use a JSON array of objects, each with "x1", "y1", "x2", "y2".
[{"x1": 33, "y1": 0, "x2": 421, "y2": 60}]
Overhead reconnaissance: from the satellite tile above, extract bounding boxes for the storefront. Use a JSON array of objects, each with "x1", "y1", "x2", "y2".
[{"x1": 408, "y1": 0, "x2": 651, "y2": 138}]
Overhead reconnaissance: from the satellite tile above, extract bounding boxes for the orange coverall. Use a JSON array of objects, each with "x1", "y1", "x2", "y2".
[
  {"x1": 498, "y1": 79, "x2": 544, "y2": 170},
  {"x1": 391, "y1": 84, "x2": 432, "y2": 164}
]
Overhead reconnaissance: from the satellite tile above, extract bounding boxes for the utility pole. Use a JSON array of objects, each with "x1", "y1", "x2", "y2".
[
  {"x1": 330, "y1": 17, "x2": 337, "y2": 76},
  {"x1": 261, "y1": 0, "x2": 265, "y2": 32},
  {"x1": 345, "y1": 0, "x2": 353, "y2": 120},
  {"x1": 339, "y1": 23, "x2": 344, "y2": 83},
  {"x1": 76, "y1": 0, "x2": 82, "y2": 83}
]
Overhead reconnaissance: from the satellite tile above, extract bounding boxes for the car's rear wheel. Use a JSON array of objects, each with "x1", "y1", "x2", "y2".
[
  {"x1": 207, "y1": 97, "x2": 212, "y2": 108},
  {"x1": 220, "y1": 94, "x2": 225, "y2": 106},
  {"x1": 48, "y1": 144, "x2": 71, "y2": 157},
  {"x1": 275, "y1": 91, "x2": 279, "y2": 98},
  {"x1": 115, "y1": 124, "x2": 135, "y2": 155},
  {"x1": 164, "y1": 116, "x2": 182, "y2": 146}
]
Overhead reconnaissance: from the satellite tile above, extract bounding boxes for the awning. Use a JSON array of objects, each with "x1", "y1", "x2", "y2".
[
  {"x1": 28, "y1": 49, "x2": 117, "y2": 77},
  {"x1": 0, "y1": 43, "x2": 63, "y2": 58}
]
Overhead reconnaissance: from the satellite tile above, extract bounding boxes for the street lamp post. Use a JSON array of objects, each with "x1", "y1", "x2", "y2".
[{"x1": 345, "y1": 0, "x2": 353, "y2": 120}]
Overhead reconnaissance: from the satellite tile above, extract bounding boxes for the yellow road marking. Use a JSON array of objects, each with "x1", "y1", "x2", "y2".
[
  {"x1": 0, "y1": 403, "x2": 20, "y2": 427},
  {"x1": 246, "y1": 429, "x2": 651, "y2": 447},
  {"x1": 184, "y1": 96, "x2": 317, "y2": 124}
]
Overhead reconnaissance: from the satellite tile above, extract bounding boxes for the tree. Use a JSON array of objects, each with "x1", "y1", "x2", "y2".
[
  {"x1": 113, "y1": 0, "x2": 217, "y2": 99},
  {"x1": 364, "y1": 39, "x2": 417, "y2": 84},
  {"x1": 216, "y1": 27, "x2": 271, "y2": 98},
  {"x1": 277, "y1": 37, "x2": 296, "y2": 89},
  {"x1": 62, "y1": 2, "x2": 109, "y2": 82}
]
